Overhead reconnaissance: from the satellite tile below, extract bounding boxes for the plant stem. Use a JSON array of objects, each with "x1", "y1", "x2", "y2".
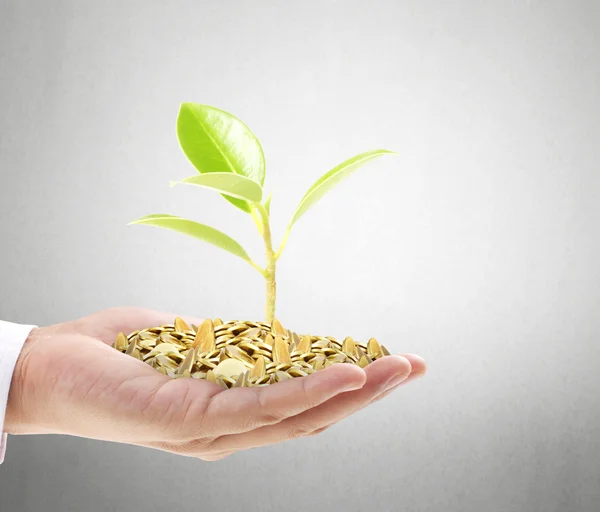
[
  {"x1": 249, "y1": 260, "x2": 267, "y2": 277},
  {"x1": 274, "y1": 227, "x2": 291, "y2": 260},
  {"x1": 250, "y1": 207, "x2": 264, "y2": 237},
  {"x1": 256, "y1": 204, "x2": 276, "y2": 324}
]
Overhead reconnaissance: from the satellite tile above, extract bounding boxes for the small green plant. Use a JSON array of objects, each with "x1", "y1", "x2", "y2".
[{"x1": 130, "y1": 103, "x2": 395, "y2": 324}]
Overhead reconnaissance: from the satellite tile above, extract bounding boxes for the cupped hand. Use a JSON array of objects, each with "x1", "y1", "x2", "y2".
[{"x1": 5, "y1": 307, "x2": 426, "y2": 460}]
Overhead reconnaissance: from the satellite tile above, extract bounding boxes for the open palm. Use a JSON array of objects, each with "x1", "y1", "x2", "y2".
[{"x1": 6, "y1": 307, "x2": 426, "y2": 461}]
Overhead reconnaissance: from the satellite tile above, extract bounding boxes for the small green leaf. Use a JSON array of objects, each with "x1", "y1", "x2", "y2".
[
  {"x1": 263, "y1": 192, "x2": 273, "y2": 216},
  {"x1": 176, "y1": 103, "x2": 266, "y2": 213},
  {"x1": 170, "y1": 173, "x2": 263, "y2": 203},
  {"x1": 289, "y1": 149, "x2": 396, "y2": 227},
  {"x1": 129, "y1": 214, "x2": 251, "y2": 263}
]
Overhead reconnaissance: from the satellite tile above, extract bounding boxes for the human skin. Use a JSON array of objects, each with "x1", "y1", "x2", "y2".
[{"x1": 5, "y1": 307, "x2": 426, "y2": 461}]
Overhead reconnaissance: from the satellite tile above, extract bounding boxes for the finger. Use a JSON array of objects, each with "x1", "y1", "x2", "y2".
[
  {"x1": 178, "y1": 363, "x2": 367, "y2": 439},
  {"x1": 205, "y1": 355, "x2": 411, "y2": 453},
  {"x1": 77, "y1": 307, "x2": 205, "y2": 344},
  {"x1": 359, "y1": 353, "x2": 426, "y2": 403},
  {"x1": 368, "y1": 372, "x2": 426, "y2": 405},
  {"x1": 364, "y1": 353, "x2": 427, "y2": 407},
  {"x1": 397, "y1": 354, "x2": 427, "y2": 377}
]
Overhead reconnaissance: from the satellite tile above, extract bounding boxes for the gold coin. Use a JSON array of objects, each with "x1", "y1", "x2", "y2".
[
  {"x1": 250, "y1": 356, "x2": 266, "y2": 379},
  {"x1": 114, "y1": 332, "x2": 128, "y2": 351},
  {"x1": 214, "y1": 358, "x2": 247, "y2": 379},
  {"x1": 194, "y1": 319, "x2": 215, "y2": 352},
  {"x1": 367, "y1": 338, "x2": 383, "y2": 359},
  {"x1": 174, "y1": 317, "x2": 191, "y2": 333},
  {"x1": 273, "y1": 336, "x2": 292, "y2": 364},
  {"x1": 271, "y1": 318, "x2": 287, "y2": 336}
]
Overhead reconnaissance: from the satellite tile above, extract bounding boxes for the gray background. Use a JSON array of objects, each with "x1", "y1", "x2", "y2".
[{"x1": 1, "y1": 0, "x2": 599, "y2": 511}]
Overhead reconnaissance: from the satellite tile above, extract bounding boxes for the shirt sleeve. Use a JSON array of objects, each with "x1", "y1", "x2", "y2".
[{"x1": 0, "y1": 321, "x2": 36, "y2": 464}]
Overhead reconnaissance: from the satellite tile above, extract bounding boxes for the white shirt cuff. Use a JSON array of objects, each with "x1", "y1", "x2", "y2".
[{"x1": 0, "y1": 321, "x2": 36, "y2": 464}]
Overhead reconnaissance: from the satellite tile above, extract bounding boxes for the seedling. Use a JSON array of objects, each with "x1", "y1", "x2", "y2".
[
  {"x1": 115, "y1": 103, "x2": 396, "y2": 387},
  {"x1": 130, "y1": 103, "x2": 395, "y2": 324}
]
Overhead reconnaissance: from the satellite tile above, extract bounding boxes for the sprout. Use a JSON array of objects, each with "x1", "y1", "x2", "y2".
[{"x1": 130, "y1": 103, "x2": 395, "y2": 323}]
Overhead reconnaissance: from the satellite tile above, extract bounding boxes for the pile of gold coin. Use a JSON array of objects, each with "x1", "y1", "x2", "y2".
[{"x1": 113, "y1": 317, "x2": 390, "y2": 389}]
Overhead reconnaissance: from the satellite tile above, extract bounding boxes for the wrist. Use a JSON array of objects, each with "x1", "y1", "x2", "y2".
[{"x1": 4, "y1": 327, "x2": 45, "y2": 435}]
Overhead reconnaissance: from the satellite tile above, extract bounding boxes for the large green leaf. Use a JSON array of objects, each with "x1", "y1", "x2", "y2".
[
  {"x1": 170, "y1": 173, "x2": 263, "y2": 203},
  {"x1": 176, "y1": 103, "x2": 266, "y2": 213},
  {"x1": 289, "y1": 149, "x2": 396, "y2": 227},
  {"x1": 129, "y1": 214, "x2": 251, "y2": 263}
]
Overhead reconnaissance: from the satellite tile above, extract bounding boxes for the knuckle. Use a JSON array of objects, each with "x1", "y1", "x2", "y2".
[
  {"x1": 163, "y1": 437, "x2": 222, "y2": 459},
  {"x1": 174, "y1": 437, "x2": 214, "y2": 454},
  {"x1": 287, "y1": 424, "x2": 316, "y2": 440},
  {"x1": 255, "y1": 390, "x2": 287, "y2": 426},
  {"x1": 298, "y1": 375, "x2": 315, "y2": 406},
  {"x1": 259, "y1": 411, "x2": 287, "y2": 426}
]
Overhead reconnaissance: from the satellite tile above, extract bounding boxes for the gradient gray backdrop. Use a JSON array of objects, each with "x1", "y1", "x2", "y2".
[{"x1": 1, "y1": 1, "x2": 599, "y2": 511}]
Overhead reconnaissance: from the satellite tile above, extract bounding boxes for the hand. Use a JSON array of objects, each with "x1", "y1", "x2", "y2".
[{"x1": 5, "y1": 307, "x2": 426, "y2": 460}]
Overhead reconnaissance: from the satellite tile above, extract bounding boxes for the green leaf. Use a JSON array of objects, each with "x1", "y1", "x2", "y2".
[
  {"x1": 176, "y1": 103, "x2": 266, "y2": 213},
  {"x1": 263, "y1": 192, "x2": 273, "y2": 216},
  {"x1": 170, "y1": 173, "x2": 263, "y2": 203},
  {"x1": 289, "y1": 149, "x2": 396, "y2": 227},
  {"x1": 129, "y1": 214, "x2": 251, "y2": 263}
]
